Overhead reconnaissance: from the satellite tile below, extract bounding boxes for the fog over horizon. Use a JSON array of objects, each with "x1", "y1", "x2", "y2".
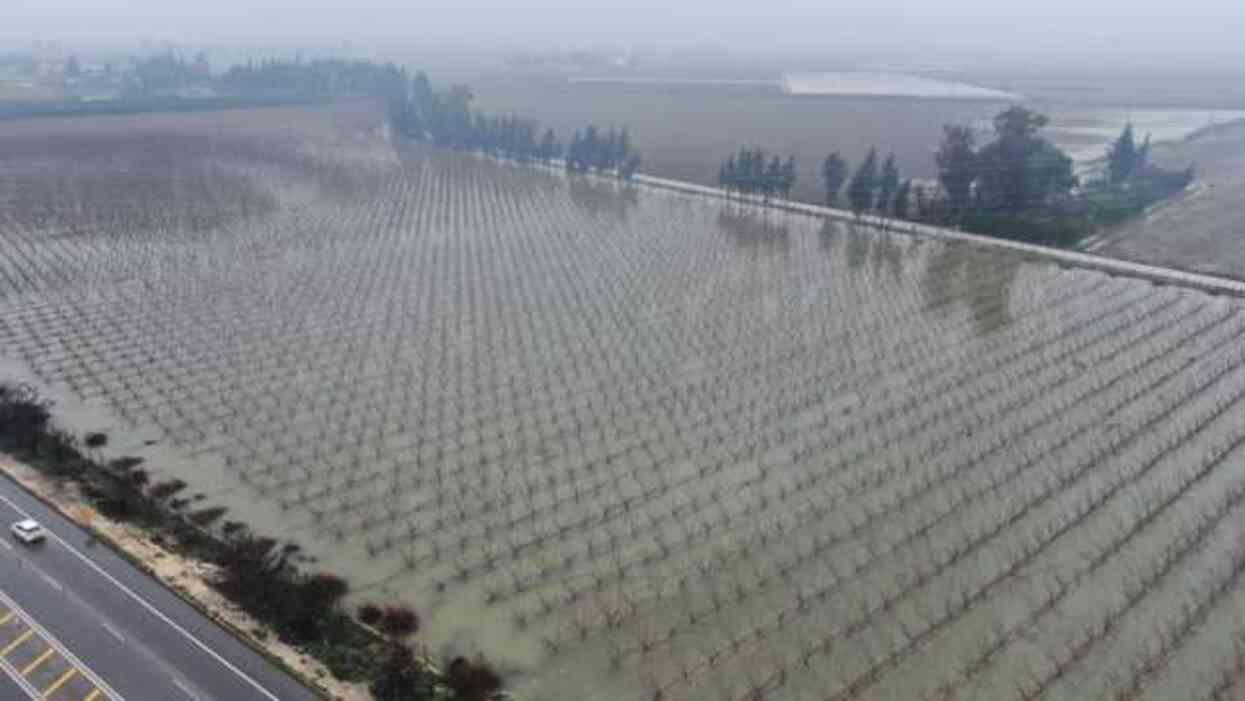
[{"x1": 7, "y1": 0, "x2": 1245, "y2": 70}]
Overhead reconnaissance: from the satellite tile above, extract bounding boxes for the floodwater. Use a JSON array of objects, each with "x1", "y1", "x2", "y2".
[
  {"x1": 3, "y1": 104, "x2": 1245, "y2": 700},
  {"x1": 781, "y1": 72, "x2": 1021, "y2": 101}
]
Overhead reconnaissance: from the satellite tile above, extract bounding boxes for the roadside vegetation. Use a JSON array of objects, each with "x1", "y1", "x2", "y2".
[{"x1": 0, "y1": 382, "x2": 504, "y2": 701}]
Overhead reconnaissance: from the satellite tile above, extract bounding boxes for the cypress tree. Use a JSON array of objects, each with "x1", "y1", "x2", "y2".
[{"x1": 848, "y1": 148, "x2": 879, "y2": 216}]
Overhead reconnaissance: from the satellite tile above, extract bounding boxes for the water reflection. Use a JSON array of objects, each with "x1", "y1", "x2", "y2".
[
  {"x1": 871, "y1": 231, "x2": 905, "y2": 284},
  {"x1": 717, "y1": 206, "x2": 790, "y2": 253},
  {"x1": 396, "y1": 140, "x2": 557, "y2": 202},
  {"x1": 825, "y1": 222, "x2": 909, "y2": 283},
  {"x1": 920, "y1": 242, "x2": 1022, "y2": 337},
  {"x1": 568, "y1": 176, "x2": 639, "y2": 222}
]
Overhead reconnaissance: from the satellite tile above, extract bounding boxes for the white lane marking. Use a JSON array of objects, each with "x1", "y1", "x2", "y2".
[
  {"x1": 0, "y1": 493, "x2": 282, "y2": 701},
  {"x1": 41, "y1": 574, "x2": 62, "y2": 591},
  {"x1": 171, "y1": 676, "x2": 200, "y2": 700},
  {"x1": 101, "y1": 622, "x2": 126, "y2": 643},
  {"x1": 0, "y1": 539, "x2": 12, "y2": 551},
  {"x1": 0, "y1": 650, "x2": 39, "y2": 699},
  {"x1": 0, "y1": 589, "x2": 121, "y2": 700}
]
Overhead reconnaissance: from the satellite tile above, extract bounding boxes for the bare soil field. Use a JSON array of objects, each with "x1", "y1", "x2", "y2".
[
  {"x1": 7, "y1": 103, "x2": 1245, "y2": 700},
  {"x1": 1091, "y1": 118, "x2": 1245, "y2": 278}
]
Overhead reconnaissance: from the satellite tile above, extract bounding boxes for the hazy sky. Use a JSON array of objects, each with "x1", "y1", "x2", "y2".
[{"x1": 7, "y1": 0, "x2": 1245, "y2": 64}]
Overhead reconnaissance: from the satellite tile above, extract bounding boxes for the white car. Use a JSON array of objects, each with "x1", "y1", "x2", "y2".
[{"x1": 10, "y1": 519, "x2": 46, "y2": 545}]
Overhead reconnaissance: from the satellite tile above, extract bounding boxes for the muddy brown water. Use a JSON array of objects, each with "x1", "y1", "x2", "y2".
[{"x1": 3, "y1": 104, "x2": 1245, "y2": 700}]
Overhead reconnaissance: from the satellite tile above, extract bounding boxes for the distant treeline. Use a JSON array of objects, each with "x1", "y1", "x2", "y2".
[
  {"x1": 388, "y1": 70, "x2": 641, "y2": 177},
  {"x1": 0, "y1": 95, "x2": 325, "y2": 121},
  {"x1": 218, "y1": 58, "x2": 409, "y2": 100},
  {"x1": 4, "y1": 52, "x2": 644, "y2": 179},
  {"x1": 719, "y1": 105, "x2": 1195, "y2": 247}
]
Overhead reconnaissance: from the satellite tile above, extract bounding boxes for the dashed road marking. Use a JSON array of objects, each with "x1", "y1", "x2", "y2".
[
  {"x1": 0, "y1": 651, "x2": 37, "y2": 699},
  {"x1": 0, "y1": 591, "x2": 116, "y2": 700},
  {"x1": 1, "y1": 629, "x2": 34, "y2": 656},
  {"x1": 0, "y1": 493, "x2": 279, "y2": 700},
  {"x1": 40, "y1": 575, "x2": 61, "y2": 592},
  {"x1": 99, "y1": 623, "x2": 124, "y2": 643},
  {"x1": 41, "y1": 666, "x2": 77, "y2": 696},
  {"x1": 19, "y1": 646, "x2": 54, "y2": 676},
  {"x1": 171, "y1": 676, "x2": 199, "y2": 700}
]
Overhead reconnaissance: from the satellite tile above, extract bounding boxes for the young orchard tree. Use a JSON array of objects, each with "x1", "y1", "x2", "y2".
[
  {"x1": 821, "y1": 152, "x2": 849, "y2": 206},
  {"x1": 847, "y1": 147, "x2": 879, "y2": 216}
]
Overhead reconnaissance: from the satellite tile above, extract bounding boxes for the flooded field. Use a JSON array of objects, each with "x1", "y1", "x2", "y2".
[
  {"x1": 5, "y1": 104, "x2": 1245, "y2": 700},
  {"x1": 1041, "y1": 107, "x2": 1245, "y2": 167},
  {"x1": 782, "y1": 72, "x2": 1020, "y2": 100}
]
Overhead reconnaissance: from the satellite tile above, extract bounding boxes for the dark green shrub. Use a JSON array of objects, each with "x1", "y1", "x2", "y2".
[
  {"x1": 358, "y1": 603, "x2": 383, "y2": 626},
  {"x1": 108, "y1": 456, "x2": 144, "y2": 471},
  {"x1": 148, "y1": 479, "x2": 188, "y2": 499},
  {"x1": 370, "y1": 643, "x2": 442, "y2": 701},
  {"x1": 378, "y1": 605, "x2": 420, "y2": 638},
  {"x1": 189, "y1": 506, "x2": 228, "y2": 527},
  {"x1": 445, "y1": 655, "x2": 502, "y2": 701}
]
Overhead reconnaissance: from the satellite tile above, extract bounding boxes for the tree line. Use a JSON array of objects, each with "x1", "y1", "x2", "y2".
[
  {"x1": 219, "y1": 58, "x2": 643, "y2": 178},
  {"x1": 50, "y1": 51, "x2": 646, "y2": 181},
  {"x1": 218, "y1": 58, "x2": 408, "y2": 100},
  {"x1": 566, "y1": 125, "x2": 642, "y2": 177},
  {"x1": 718, "y1": 105, "x2": 1194, "y2": 247},
  {"x1": 718, "y1": 147, "x2": 797, "y2": 200},
  {"x1": 923, "y1": 106, "x2": 1194, "y2": 246},
  {"x1": 389, "y1": 71, "x2": 641, "y2": 178},
  {"x1": 720, "y1": 145, "x2": 912, "y2": 219}
]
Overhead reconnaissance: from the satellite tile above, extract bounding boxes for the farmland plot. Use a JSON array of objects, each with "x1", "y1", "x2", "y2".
[{"x1": 5, "y1": 105, "x2": 1245, "y2": 700}]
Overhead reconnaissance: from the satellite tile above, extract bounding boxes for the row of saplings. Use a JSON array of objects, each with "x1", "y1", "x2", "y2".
[{"x1": 0, "y1": 382, "x2": 502, "y2": 701}]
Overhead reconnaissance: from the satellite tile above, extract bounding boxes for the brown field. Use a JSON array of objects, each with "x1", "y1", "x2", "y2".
[{"x1": 1090, "y1": 119, "x2": 1245, "y2": 278}]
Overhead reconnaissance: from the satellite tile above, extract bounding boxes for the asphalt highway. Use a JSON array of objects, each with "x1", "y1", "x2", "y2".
[{"x1": 0, "y1": 474, "x2": 319, "y2": 700}]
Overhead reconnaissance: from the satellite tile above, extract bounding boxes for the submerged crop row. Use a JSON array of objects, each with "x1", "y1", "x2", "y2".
[{"x1": 2, "y1": 105, "x2": 1245, "y2": 700}]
